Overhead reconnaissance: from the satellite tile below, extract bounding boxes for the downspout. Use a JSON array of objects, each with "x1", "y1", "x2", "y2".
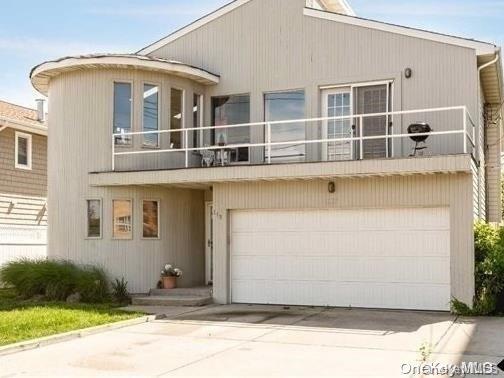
[{"x1": 477, "y1": 50, "x2": 501, "y2": 219}]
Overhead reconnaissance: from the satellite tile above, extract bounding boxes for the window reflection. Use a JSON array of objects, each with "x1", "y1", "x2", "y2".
[
  {"x1": 143, "y1": 84, "x2": 159, "y2": 147},
  {"x1": 113, "y1": 82, "x2": 132, "y2": 145},
  {"x1": 264, "y1": 90, "x2": 305, "y2": 162}
]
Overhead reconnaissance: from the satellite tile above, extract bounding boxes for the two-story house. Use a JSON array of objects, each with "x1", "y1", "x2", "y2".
[
  {"x1": 30, "y1": 0, "x2": 503, "y2": 311},
  {"x1": 0, "y1": 100, "x2": 47, "y2": 267}
]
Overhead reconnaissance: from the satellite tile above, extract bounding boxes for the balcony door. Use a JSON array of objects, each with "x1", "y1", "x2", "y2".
[{"x1": 321, "y1": 82, "x2": 391, "y2": 161}]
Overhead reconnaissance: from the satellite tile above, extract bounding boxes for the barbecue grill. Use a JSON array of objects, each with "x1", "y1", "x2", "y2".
[{"x1": 408, "y1": 122, "x2": 432, "y2": 156}]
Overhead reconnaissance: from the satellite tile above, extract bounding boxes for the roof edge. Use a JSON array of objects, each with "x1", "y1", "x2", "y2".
[
  {"x1": 0, "y1": 116, "x2": 47, "y2": 136},
  {"x1": 137, "y1": 0, "x2": 250, "y2": 55},
  {"x1": 304, "y1": 8, "x2": 497, "y2": 56}
]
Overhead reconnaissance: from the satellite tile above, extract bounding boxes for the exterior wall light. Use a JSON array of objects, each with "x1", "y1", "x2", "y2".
[
  {"x1": 328, "y1": 182, "x2": 336, "y2": 194},
  {"x1": 405, "y1": 68, "x2": 413, "y2": 79}
]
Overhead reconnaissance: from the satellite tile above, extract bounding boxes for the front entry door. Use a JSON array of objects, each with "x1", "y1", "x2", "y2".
[
  {"x1": 205, "y1": 202, "x2": 214, "y2": 285},
  {"x1": 321, "y1": 88, "x2": 353, "y2": 161}
]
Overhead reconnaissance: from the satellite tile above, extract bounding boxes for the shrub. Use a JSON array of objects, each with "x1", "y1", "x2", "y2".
[
  {"x1": 453, "y1": 222, "x2": 504, "y2": 315},
  {"x1": 111, "y1": 277, "x2": 130, "y2": 304},
  {"x1": 0, "y1": 259, "x2": 110, "y2": 303}
]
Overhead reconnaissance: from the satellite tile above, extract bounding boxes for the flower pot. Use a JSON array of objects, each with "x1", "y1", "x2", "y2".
[{"x1": 161, "y1": 276, "x2": 177, "y2": 289}]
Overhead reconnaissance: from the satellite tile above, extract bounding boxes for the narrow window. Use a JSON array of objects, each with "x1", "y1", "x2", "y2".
[
  {"x1": 193, "y1": 94, "x2": 203, "y2": 149},
  {"x1": 170, "y1": 88, "x2": 183, "y2": 149},
  {"x1": 86, "y1": 199, "x2": 102, "y2": 238},
  {"x1": 264, "y1": 90, "x2": 306, "y2": 162},
  {"x1": 211, "y1": 95, "x2": 250, "y2": 162},
  {"x1": 113, "y1": 82, "x2": 132, "y2": 145},
  {"x1": 143, "y1": 84, "x2": 159, "y2": 147},
  {"x1": 143, "y1": 200, "x2": 159, "y2": 239},
  {"x1": 15, "y1": 132, "x2": 32, "y2": 170},
  {"x1": 113, "y1": 200, "x2": 132, "y2": 239}
]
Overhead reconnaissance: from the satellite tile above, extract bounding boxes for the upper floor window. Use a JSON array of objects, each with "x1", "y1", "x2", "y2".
[
  {"x1": 264, "y1": 90, "x2": 305, "y2": 162},
  {"x1": 86, "y1": 199, "x2": 102, "y2": 239},
  {"x1": 113, "y1": 82, "x2": 132, "y2": 145},
  {"x1": 212, "y1": 95, "x2": 250, "y2": 163},
  {"x1": 143, "y1": 84, "x2": 159, "y2": 147},
  {"x1": 193, "y1": 94, "x2": 203, "y2": 149},
  {"x1": 170, "y1": 88, "x2": 184, "y2": 149},
  {"x1": 15, "y1": 132, "x2": 32, "y2": 170}
]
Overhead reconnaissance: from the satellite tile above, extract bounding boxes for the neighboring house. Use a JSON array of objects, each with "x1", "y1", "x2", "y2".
[
  {"x1": 30, "y1": 0, "x2": 503, "y2": 311},
  {"x1": 0, "y1": 100, "x2": 47, "y2": 267}
]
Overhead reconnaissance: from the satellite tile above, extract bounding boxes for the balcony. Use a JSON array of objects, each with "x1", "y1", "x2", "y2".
[{"x1": 111, "y1": 106, "x2": 476, "y2": 174}]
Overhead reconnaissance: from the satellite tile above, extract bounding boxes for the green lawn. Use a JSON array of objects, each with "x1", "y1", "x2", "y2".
[{"x1": 0, "y1": 289, "x2": 142, "y2": 346}]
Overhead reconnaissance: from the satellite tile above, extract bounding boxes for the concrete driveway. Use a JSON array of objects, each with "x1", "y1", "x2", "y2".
[{"x1": 0, "y1": 304, "x2": 503, "y2": 377}]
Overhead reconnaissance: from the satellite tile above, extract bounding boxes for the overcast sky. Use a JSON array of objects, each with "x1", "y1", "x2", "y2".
[{"x1": 0, "y1": 0, "x2": 503, "y2": 108}]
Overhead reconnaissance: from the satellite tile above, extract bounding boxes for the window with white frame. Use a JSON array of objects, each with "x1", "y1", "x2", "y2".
[
  {"x1": 113, "y1": 82, "x2": 132, "y2": 145},
  {"x1": 143, "y1": 84, "x2": 159, "y2": 147},
  {"x1": 15, "y1": 132, "x2": 32, "y2": 170},
  {"x1": 86, "y1": 199, "x2": 102, "y2": 238},
  {"x1": 142, "y1": 200, "x2": 160, "y2": 239},
  {"x1": 113, "y1": 199, "x2": 133, "y2": 239}
]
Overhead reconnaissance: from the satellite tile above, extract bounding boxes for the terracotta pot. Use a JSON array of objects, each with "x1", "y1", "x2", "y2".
[{"x1": 161, "y1": 276, "x2": 177, "y2": 289}]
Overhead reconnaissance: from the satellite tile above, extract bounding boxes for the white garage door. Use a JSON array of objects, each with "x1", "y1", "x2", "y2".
[{"x1": 231, "y1": 208, "x2": 451, "y2": 311}]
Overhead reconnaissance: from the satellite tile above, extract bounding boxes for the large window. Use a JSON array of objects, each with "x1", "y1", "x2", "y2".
[
  {"x1": 212, "y1": 95, "x2": 250, "y2": 163},
  {"x1": 143, "y1": 200, "x2": 159, "y2": 239},
  {"x1": 15, "y1": 132, "x2": 32, "y2": 170},
  {"x1": 113, "y1": 200, "x2": 132, "y2": 240},
  {"x1": 86, "y1": 199, "x2": 102, "y2": 238},
  {"x1": 143, "y1": 84, "x2": 159, "y2": 147},
  {"x1": 264, "y1": 90, "x2": 306, "y2": 162},
  {"x1": 170, "y1": 88, "x2": 184, "y2": 149},
  {"x1": 113, "y1": 82, "x2": 132, "y2": 145}
]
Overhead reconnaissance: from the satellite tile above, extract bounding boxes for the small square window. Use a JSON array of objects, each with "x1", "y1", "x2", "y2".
[{"x1": 15, "y1": 132, "x2": 32, "y2": 170}]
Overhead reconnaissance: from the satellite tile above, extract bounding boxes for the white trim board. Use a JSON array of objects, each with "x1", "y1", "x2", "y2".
[{"x1": 303, "y1": 8, "x2": 497, "y2": 56}]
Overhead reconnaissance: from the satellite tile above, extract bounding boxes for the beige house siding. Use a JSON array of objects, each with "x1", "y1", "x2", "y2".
[
  {"x1": 149, "y1": 0, "x2": 479, "y2": 164},
  {"x1": 0, "y1": 127, "x2": 47, "y2": 198},
  {"x1": 212, "y1": 174, "x2": 475, "y2": 306},
  {"x1": 47, "y1": 70, "x2": 206, "y2": 292}
]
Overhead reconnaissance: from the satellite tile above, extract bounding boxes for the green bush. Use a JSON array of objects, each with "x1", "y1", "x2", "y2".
[
  {"x1": 111, "y1": 277, "x2": 130, "y2": 305},
  {"x1": 0, "y1": 259, "x2": 110, "y2": 303},
  {"x1": 453, "y1": 222, "x2": 504, "y2": 315}
]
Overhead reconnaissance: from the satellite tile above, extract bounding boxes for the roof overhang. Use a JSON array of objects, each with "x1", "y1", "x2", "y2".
[
  {"x1": 30, "y1": 54, "x2": 220, "y2": 96},
  {"x1": 304, "y1": 8, "x2": 498, "y2": 56},
  {"x1": 0, "y1": 116, "x2": 47, "y2": 136},
  {"x1": 319, "y1": 0, "x2": 355, "y2": 16},
  {"x1": 478, "y1": 50, "x2": 503, "y2": 105}
]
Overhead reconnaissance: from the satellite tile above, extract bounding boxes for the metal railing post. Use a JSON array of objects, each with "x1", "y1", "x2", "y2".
[
  {"x1": 111, "y1": 134, "x2": 115, "y2": 171},
  {"x1": 267, "y1": 123, "x2": 272, "y2": 164},
  {"x1": 184, "y1": 129, "x2": 189, "y2": 168},
  {"x1": 359, "y1": 116, "x2": 364, "y2": 160},
  {"x1": 463, "y1": 107, "x2": 468, "y2": 154}
]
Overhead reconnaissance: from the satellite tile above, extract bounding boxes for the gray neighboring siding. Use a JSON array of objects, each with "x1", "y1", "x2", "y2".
[
  {"x1": 149, "y1": 0, "x2": 479, "y2": 164},
  {"x1": 0, "y1": 128, "x2": 47, "y2": 197},
  {"x1": 485, "y1": 104, "x2": 502, "y2": 223},
  {"x1": 212, "y1": 174, "x2": 475, "y2": 306}
]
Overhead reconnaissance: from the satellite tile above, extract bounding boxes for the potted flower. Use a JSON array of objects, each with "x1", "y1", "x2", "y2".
[{"x1": 160, "y1": 264, "x2": 183, "y2": 289}]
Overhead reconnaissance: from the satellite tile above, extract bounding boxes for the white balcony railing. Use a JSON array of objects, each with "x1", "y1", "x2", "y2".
[{"x1": 111, "y1": 106, "x2": 476, "y2": 171}]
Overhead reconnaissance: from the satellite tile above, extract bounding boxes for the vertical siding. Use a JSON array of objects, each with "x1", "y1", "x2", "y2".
[
  {"x1": 213, "y1": 174, "x2": 475, "y2": 306},
  {"x1": 151, "y1": 0, "x2": 479, "y2": 164},
  {"x1": 48, "y1": 71, "x2": 206, "y2": 293}
]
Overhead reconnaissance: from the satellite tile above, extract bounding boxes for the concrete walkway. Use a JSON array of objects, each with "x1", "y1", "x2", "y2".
[{"x1": 0, "y1": 305, "x2": 503, "y2": 377}]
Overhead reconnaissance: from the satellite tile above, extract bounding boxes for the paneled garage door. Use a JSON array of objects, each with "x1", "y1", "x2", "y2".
[{"x1": 230, "y1": 208, "x2": 451, "y2": 311}]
